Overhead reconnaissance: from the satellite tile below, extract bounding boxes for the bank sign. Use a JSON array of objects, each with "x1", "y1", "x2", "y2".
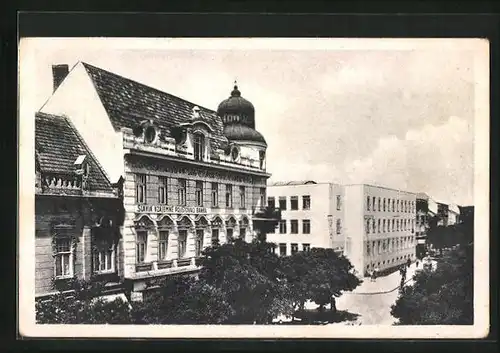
[{"x1": 137, "y1": 204, "x2": 207, "y2": 214}]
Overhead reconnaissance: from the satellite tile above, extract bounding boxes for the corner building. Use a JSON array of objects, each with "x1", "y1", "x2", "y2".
[
  {"x1": 344, "y1": 184, "x2": 417, "y2": 277},
  {"x1": 266, "y1": 181, "x2": 345, "y2": 255},
  {"x1": 40, "y1": 62, "x2": 270, "y2": 300}
]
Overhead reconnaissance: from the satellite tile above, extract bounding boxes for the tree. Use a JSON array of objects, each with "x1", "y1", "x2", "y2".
[
  {"x1": 391, "y1": 243, "x2": 473, "y2": 325},
  {"x1": 36, "y1": 278, "x2": 132, "y2": 324},
  {"x1": 281, "y1": 248, "x2": 362, "y2": 314},
  {"x1": 198, "y1": 238, "x2": 294, "y2": 324},
  {"x1": 131, "y1": 275, "x2": 234, "y2": 324}
]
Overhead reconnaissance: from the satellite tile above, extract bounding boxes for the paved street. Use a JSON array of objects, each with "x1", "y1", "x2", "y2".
[{"x1": 303, "y1": 263, "x2": 421, "y2": 325}]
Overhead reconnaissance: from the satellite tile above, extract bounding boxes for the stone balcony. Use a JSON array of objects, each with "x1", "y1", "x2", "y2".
[{"x1": 133, "y1": 257, "x2": 200, "y2": 280}]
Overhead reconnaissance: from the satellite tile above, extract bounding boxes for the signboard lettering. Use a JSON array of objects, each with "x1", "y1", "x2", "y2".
[{"x1": 137, "y1": 204, "x2": 207, "y2": 214}]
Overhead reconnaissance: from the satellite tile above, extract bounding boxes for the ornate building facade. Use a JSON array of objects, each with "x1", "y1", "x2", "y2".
[{"x1": 39, "y1": 62, "x2": 270, "y2": 300}]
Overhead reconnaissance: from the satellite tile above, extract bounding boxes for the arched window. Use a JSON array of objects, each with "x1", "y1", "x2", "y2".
[
  {"x1": 211, "y1": 216, "x2": 223, "y2": 245},
  {"x1": 193, "y1": 133, "x2": 205, "y2": 161},
  {"x1": 226, "y1": 216, "x2": 237, "y2": 241},
  {"x1": 157, "y1": 216, "x2": 174, "y2": 261},
  {"x1": 239, "y1": 216, "x2": 250, "y2": 239}
]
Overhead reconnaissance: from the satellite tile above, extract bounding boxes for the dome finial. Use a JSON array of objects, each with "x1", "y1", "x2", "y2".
[{"x1": 231, "y1": 80, "x2": 241, "y2": 97}]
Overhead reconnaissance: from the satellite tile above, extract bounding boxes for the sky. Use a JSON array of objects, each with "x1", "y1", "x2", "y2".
[{"x1": 20, "y1": 38, "x2": 484, "y2": 206}]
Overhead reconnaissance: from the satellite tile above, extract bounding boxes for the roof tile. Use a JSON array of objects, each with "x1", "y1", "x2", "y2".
[{"x1": 35, "y1": 112, "x2": 114, "y2": 194}]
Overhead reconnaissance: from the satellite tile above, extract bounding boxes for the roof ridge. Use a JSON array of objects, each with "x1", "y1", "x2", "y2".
[
  {"x1": 81, "y1": 61, "x2": 218, "y2": 115},
  {"x1": 61, "y1": 115, "x2": 114, "y2": 187}
]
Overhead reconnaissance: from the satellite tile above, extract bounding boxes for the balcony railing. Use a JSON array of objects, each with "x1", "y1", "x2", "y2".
[
  {"x1": 135, "y1": 257, "x2": 197, "y2": 273},
  {"x1": 42, "y1": 173, "x2": 83, "y2": 190}
]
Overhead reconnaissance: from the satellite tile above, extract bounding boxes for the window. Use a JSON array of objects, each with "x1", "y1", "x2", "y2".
[
  {"x1": 377, "y1": 240, "x2": 381, "y2": 255},
  {"x1": 302, "y1": 219, "x2": 311, "y2": 234},
  {"x1": 377, "y1": 198, "x2": 380, "y2": 211},
  {"x1": 211, "y1": 183, "x2": 219, "y2": 207},
  {"x1": 291, "y1": 243, "x2": 299, "y2": 255},
  {"x1": 193, "y1": 133, "x2": 205, "y2": 161},
  {"x1": 372, "y1": 197, "x2": 376, "y2": 211},
  {"x1": 377, "y1": 219, "x2": 381, "y2": 233},
  {"x1": 225, "y1": 184, "x2": 233, "y2": 208},
  {"x1": 239, "y1": 186, "x2": 246, "y2": 209},
  {"x1": 302, "y1": 195, "x2": 311, "y2": 210},
  {"x1": 55, "y1": 236, "x2": 73, "y2": 277},
  {"x1": 392, "y1": 219, "x2": 395, "y2": 232},
  {"x1": 279, "y1": 243, "x2": 287, "y2": 256},
  {"x1": 367, "y1": 196, "x2": 371, "y2": 211},
  {"x1": 397, "y1": 220, "x2": 400, "y2": 231},
  {"x1": 239, "y1": 227, "x2": 246, "y2": 239},
  {"x1": 279, "y1": 197, "x2": 287, "y2": 210},
  {"x1": 279, "y1": 220, "x2": 287, "y2": 234},
  {"x1": 136, "y1": 174, "x2": 146, "y2": 204},
  {"x1": 366, "y1": 242, "x2": 371, "y2": 255},
  {"x1": 211, "y1": 229, "x2": 219, "y2": 245},
  {"x1": 303, "y1": 243, "x2": 310, "y2": 252},
  {"x1": 136, "y1": 231, "x2": 147, "y2": 264},
  {"x1": 397, "y1": 200, "x2": 400, "y2": 212},
  {"x1": 178, "y1": 179, "x2": 187, "y2": 206},
  {"x1": 383, "y1": 198, "x2": 386, "y2": 211},
  {"x1": 268, "y1": 197, "x2": 275, "y2": 209},
  {"x1": 383, "y1": 219, "x2": 386, "y2": 232},
  {"x1": 195, "y1": 181, "x2": 204, "y2": 207},
  {"x1": 382, "y1": 240, "x2": 386, "y2": 252},
  {"x1": 224, "y1": 228, "x2": 233, "y2": 241},
  {"x1": 290, "y1": 220, "x2": 299, "y2": 234},
  {"x1": 366, "y1": 219, "x2": 370, "y2": 234},
  {"x1": 158, "y1": 176, "x2": 168, "y2": 204},
  {"x1": 259, "y1": 151, "x2": 266, "y2": 169},
  {"x1": 404, "y1": 201, "x2": 407, "y2": 213},
  {"x1": 178, "y1": 230, "x2": 187, "y2": 258},
  {"x1": 158, "y1": 230, "x2": 169, "y2": 261},
  {"x1": 336, "y1": 195, "x2": 342, "y2": 210},
  {"x1": 336, "y1": 219, "x2": 342, "y2": 234},
  {"x1": 195, "y1": 229, "x2": 204, "y2": 257},
  {"x1": 290, "y1": 196, "x2": 299, "y2": 210},
  {"x1": 260, "y1": 188, "x2": 266, "y2": 207},
  {"x1": 93, "y1": 244, "x2": 114, "y2": 273},
  {"x1": 392, "y1": 199, "x2": 395, "y2": 212}
]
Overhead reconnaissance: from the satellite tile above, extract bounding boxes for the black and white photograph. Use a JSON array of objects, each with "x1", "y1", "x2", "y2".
[{"x1": 18, "y1": 37, "x2": 489, "y2": 338}]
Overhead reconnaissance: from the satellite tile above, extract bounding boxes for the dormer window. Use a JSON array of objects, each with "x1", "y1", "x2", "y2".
[
  {"x1": 193, "y1": 133, "x2": 205, "y2": 161},
  {"x1": 144, "y1": 125, "x2": 157, "y2": 144},
  {"x1": 231, "y1": 146, "x2": 240, "y2": 161}
]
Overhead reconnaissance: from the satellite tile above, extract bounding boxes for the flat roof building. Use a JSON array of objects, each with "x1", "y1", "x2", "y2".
[
  {"x1": 344, "y1": 184, "x2": 417, "y2": 277},
  {"x1": 266, "y1": 181, "x2": 344, "y2": 256}
]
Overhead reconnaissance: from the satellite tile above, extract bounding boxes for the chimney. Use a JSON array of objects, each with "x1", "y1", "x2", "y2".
[{"x1": 52, "y1": 64, "x2": 69, "y2": 92}]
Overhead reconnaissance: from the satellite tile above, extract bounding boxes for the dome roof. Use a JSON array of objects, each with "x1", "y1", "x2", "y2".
[
  {"x1": 223, "y1": 124, "x2": 267, "y2": 145},
  {"x1": 217, "y1": 84, "x2": 255, "y2": 129}
]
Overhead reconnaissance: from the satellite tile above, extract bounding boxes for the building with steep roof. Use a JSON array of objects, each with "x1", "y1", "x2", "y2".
[
  {"x1": 35, "y1": 112, "x2": 122, "y2": 297},
  {"x1": 39, "y1": 62, "x2": 271, "y2": 300}
]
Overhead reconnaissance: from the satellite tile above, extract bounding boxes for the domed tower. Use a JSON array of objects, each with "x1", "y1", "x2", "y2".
[{"x1": 217, "y1": 82, "x2": 267, "y2": 170}]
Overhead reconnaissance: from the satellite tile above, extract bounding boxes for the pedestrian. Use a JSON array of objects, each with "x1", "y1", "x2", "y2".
[{"x1": 416, "y1": 259, "x2": 420, "y2": 268}]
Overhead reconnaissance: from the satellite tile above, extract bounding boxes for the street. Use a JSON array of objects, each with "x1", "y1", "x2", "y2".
[{"x1": 303, "y1": 262, "x2": 421, "y2": 325}]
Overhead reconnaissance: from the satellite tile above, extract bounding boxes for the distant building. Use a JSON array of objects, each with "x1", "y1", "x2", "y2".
[
  {"x1": 35, "y1": 112, "x2": 122, "y2": 298},
  {"x1": 344, "y1": 184, "x2": 417, "y2": 277},
  {"x1": 266, "y1": 181, "x2": 345, "y2": 256},
  {"x1": 415, "y1": 193, "x2": 438, "y2": 258},
  {"x1": 39, "y1": 62, "x2": 270, "y2": 301},
  {"x1": 448, "y1": 204, "x2": 461, "y2": 225}
]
